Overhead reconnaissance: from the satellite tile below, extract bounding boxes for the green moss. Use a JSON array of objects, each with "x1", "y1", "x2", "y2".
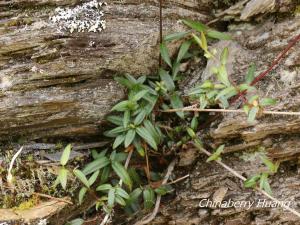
[
  {"x1": 14, "y1": 197, "x2": 38, "y2": 210},
  {"x1": 295, "y1": 5, "x2": 300, "y2": 15}
]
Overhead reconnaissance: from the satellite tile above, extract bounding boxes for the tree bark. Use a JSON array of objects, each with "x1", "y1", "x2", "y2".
[{"x1": 146, "y1": 2, "x2": 300, "y2": 224}]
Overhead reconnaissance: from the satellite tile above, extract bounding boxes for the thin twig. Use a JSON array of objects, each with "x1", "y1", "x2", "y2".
[
  {"x1": 134, "y1": 159, "x2": 177, "y2": 225},
  {"x1": 7, "y1": 146, "x2": 23, "y2": 186},
  {"x1": 166, "y1": 174, "x2": 190, "y2": 185},
  {"x1": 100, "y1": 214, "x2": 110, "y2": 225},
  {"x1": 163, "y1": 107, "x2": 300, "y2": 116},
  {"x1": 119, "y1": 150, "x2": 133, "y2": 186},
  {"x1": 33, "y1": 192, "x2": 73, "y2": 205},
  {"x1": 231, "y1": 33, "x2": 300, "y2": 104},
  {"x1": 192, "y1": 142, "x2": 300, "y2": 218}
]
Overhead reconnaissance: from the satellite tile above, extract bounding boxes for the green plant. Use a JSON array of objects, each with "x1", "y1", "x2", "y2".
[
  {"x1": 244, "y1": 155, "x2": 280, "y2": 195},
  {"x1": 53, "y1": 144, "x2": 72, "y2": 190},
  {"x1": 56, "y1": 18, "x2": 286, "y2": 224}
]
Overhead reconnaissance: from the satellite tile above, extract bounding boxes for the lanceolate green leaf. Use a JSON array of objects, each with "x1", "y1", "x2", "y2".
[
  {"x1": 136, "y1": 126, "x2": 158, "y2": 150},
  {"x1": 260, "y1": 98, "x2": 277, "y2": 106},
  {"x1": 125, "y1": 74, "x2": 137, "y2": 84},
  {"x1": 246, "y1": 64, "x2": 256, "y2": 84},
  {"x1": 113, "y1": 134, "x2": 125, "y2": 149},
  {"x1": 78, "y1": 187, "x2": 88, "y2": 205},
  {"x1": 116, "y1": 187, "x2": 130, "y2": 199},
  {"x1": 170, "y1": 93, "x2": 184, "y2": 119},
  {"x1": 164, "y1": 31, "x2": 190, "y2": 42},
  {"x1": 112, "y1": 161, "x2": 132, "y2": 190},
  {"x1": 133, "y1": 139, "x2": 145, "y2": 157},
  {"x1": 207, "y1": 30, "x2": 231, "y2": 40},
  {"x1": 247, "y1": 106, "x2": 259, "y2": 123},
  {"x1": 106, "y1": 115, "x2": 123, "y2": 126},
  {"x1": 115, "y1": 195, "x2": 126, "y2": 206},
  {"x1": 74, "y1": 169, "x2": 90, "y2": 188},
  {"x1": 260, "y1": 155, "x2": 279, "y2": 173},
  {"x1": 137, "y1": 75, "x2": 146, "y2": 84},
  {"x1": 143, "y1": 188, "x2": 155, "y2": 209},
  {"x1": 96, "y1": 183, "x2": 113, "y2": 191},
  {"x1": 160, "y1": 43, "x2": 172, "y2": 67},
  {"x1": 60, "y1": 144, "x2": 72, "y2": 166},
  {"x1": 244, "y1": 175, "x2": 260, "y2": 188},
  {"x1": 132, "y1": 90, "x2": 148, "y2": 101},
  {"x1": 176, "y1": 41, "x2": 191, "y2": 63},
  {"x1": 104, "y1": 126, "x2": 127, "y2": 138},
  {"x1": 58, "y1": 168, "x2": 68, "y2": 190},
  {"x1": 127, "y1": 188, "x2": 142, "y2": 204},
  {"x1": 123, "y1": 110, "x2": 130, "y2": 128},
  {"x1": 200, "y1": 31, "x2": 208, "y2": 51},
  {"x1": 134, "y1": 110, "x2": 146, "y2": 125},
  {"x1": 207, "y1": 145, "x2": 224, "y2": 162},
  {"x1": 155, "y1": 186, "x2": 168, "y2": 195},
  {"x1": 172, "y1": 62, "x2": 180, "y2": 80},
  {"x1": 215, "y1": 86, "x2": 237, "y2": 100},
  {"x1": 88, "y1": 170, "x2": 100, "y2": 186},
  {"x1": 124, "y1": 129, "x2": 136, "y2": 147},
  {"x1": 182, "y1": 19, "x2": 207, "y2": 33},
  {"x1": 143, "y1": 120, "x2": 160, "y2": 144},
  {"x1": 159, "y1": 69, "x2": 175, "y2": 92},
  {"x1": 100, "y1": 166, "x2": 111, "y2": 184},
  {"x1": 220, "y1": 47, "x2": 229, "y2": 65},
  {"x1": 111, "y1": 100, "x2": 129, "y2": 112},
  {"x1": 114, "y1": 152, "x2": 128, "y2": 162},
  {"x1": 82, "y1": 157, "x2": 110, "y2": 175},
  {"x1": 186, "y1": 127, "x2": 196, "y2": 138},
  {"x1": 114, "y1": 77, "x2": 133, "y2": 88},
  {"x1": 260, "y1": 173, "x2": 272, "y2": 195},
  {"x1": 217, "y1": 65, "x2": 231, "y2": 87},
  {"x1": 191, "y1": 116, "x2": 199, "y2": 130},
  {"x1": 108, "y1": 188, "x2": 115, "y2": 208}
]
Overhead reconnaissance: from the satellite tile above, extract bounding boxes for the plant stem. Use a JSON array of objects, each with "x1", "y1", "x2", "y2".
[
  {"x1": 166, "y1": 174, "x2": 190, "y2": 185},
  {"x1": 33, "y1": 192, "x2": 73, "y2": 205},
  {"x1": 163, "y1": 107, "x2": 300, "y2": 116},
  {"x1": 134, "y1": 159, "x2": 177, "y2": 225},
  {"x1": 231, "y1": 33, "x2": 300, "y2": 104},
  {"x1": 101, "y1": 150, "x2": 133, "y2": 225},
  {"x1": 193, "y1": 142, "x2": 300, "y2": 218}
]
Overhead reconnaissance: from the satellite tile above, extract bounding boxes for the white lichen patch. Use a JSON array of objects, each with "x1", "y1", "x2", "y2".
[
  {"x1": 50, "y1": 0, "x2": 107, "y2": 33},
  {"x1": 0, "y1": 76, "x2": 12, "y2": 90}
]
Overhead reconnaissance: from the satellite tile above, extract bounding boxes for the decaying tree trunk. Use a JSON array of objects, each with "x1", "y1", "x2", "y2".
[
  {"x1": 145, "y1": 2, "x2": 300, "y2": 224},
  {"x1": 1, "y1": 0, "x2": 300, "y2": 224},
  {"x1": 0, "y1": 0, "x2": 209, "y2": 141}
]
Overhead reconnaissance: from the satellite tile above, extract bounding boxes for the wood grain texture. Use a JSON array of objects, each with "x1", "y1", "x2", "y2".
[{"x1": 0, "y1": 0, "x2": 210, "y2": 141}]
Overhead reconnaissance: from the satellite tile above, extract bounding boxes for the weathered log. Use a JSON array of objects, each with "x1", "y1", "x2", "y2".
[
  {"x1": 1, "y1": 0, "x2": 300, "y2": 224},
  {"x1": 0, "y1": 0, "x2": 210, "y2": 141},
  {"x1": 145, "y1": 4, "x2": 300, "y2": 225}
]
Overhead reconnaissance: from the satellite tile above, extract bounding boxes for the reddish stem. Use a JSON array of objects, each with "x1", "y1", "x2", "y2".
[{"x1": 231, "y1": 33, "x2": 300, "y2": 104}]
